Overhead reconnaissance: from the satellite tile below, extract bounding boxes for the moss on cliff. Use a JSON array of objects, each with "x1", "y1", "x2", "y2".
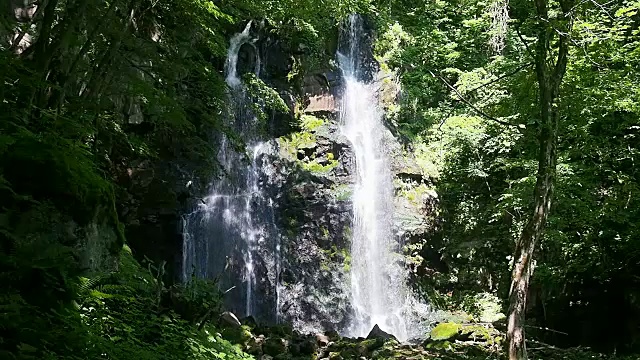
[{"x1": 277, "y1": 114, "x2": 338, "y2": 174}]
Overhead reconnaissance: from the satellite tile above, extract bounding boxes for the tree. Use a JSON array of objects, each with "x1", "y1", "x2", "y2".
[{"x1": 506, "y1": 0, "x2": 574, "y2": 358}]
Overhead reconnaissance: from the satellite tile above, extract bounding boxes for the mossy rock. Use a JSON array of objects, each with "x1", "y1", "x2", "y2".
[
  {"x1": 430, "y1": 322, "x2": 461, "y2": 341},
  {"x1": 459, "y1": 324, "x2": 501, "y2": 344},
  {"x1": 221, "y1": 325, "x2": 253, "y2": 345},
  {"x1": 360, "y1": 338, "x2": 384, "y2": 352},
  {"x1": 296, "y1": 338, "x2": 318, "y2": 355},
  {"x1": 370, "y1": 339, "x2": 400, "y2": 359},
  {"x1": 273, "y1": 354, "x2": 293, "y2": 360},
  {"x1": 270, "y1": 324, "x2": 294, "y2": 337},
  {"x1": 264, "y1": 337, "x2": 288, "y2": 356},
  {"x1": 424, "y1": 340, "x2": 454, "y2": 350}
]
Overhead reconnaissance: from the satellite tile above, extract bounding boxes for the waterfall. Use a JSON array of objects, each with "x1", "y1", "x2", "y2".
[
  {"x1": 182, "y1": 21, "x2": 279, "y2": 322},
  {"x1": 182, "y1": 16, "x2": 429, "y2": 337},
  {"x1": 339, "y1": 14, "x2": 414, "y2": 341}
]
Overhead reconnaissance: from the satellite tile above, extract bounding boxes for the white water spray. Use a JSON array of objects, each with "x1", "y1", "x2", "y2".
[
  {"x1": 339, "y1": 15, "x2": 411, "y2": 341},
  {"x1": 226, "y1": 21, "x2": 253, "y2": 87},
  {"x1": 489, "y1": 0, "x2": 509, "y2": 54},
  {"x1": 339, "y1": 14, "x2": 433, "y2": 342},
  {"x1": 182, "y1": 21, "x2": 280, "y2": 322}
]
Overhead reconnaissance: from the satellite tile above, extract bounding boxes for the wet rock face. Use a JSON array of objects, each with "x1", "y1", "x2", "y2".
[
  {"x1": 170, "y1": 21, "x2": 439, "y2": 333},
  {"x1": 257, "y1": 114, "x2": 356, "y2": 334},
  {"x1": 303, "y1": 71, "x2": 342, "y2": 114}
]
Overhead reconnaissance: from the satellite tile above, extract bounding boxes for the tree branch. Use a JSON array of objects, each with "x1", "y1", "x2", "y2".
[
  {"x1": 516, "y1": 26, "x2": 536, "y2": 60},
  {"x1": 429, "y1": 70, "x2": 517, "y2": 127},
  {"x1": 9, "y1": 0, "x2": 44, "y2": 53},
  {"x1": 465, "y1": 62, "x2": 534, "y2": 95}
]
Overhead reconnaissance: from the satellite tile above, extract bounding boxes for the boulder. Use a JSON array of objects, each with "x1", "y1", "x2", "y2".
[
  {"x1": 429, "y1": 322, "x2": 461, "y2": 341},
  {"x1": 297, "y1": 338, "x2": 319, "y2": 355},
  {"x1": 366, "y1": 324, "x2": 397, "y2": 341},
  {"x1": 305, "y1": 94, "x2": 337, "y2": 114},
  {"x1": 325, "y1": 330, "x2": 342, "y2": 342},
  {"x1": 220, "y1": 325, "x2": 253, "y2": 345},
  {"x1": 219, "y1": 311, "x2": 242, "y2": 328},
  {"x1": 303, "y1": 73, "x2": 338, "y2": 114},
  {"x1": 316, "y1": 333, "x2": 331, "y2": 347},
  {"x1": 263, "y1": 337, "x2": 288, "y2": 356}
]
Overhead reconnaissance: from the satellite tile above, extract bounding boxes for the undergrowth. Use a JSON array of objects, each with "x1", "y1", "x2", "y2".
[{"x1": 0, "y1": 241, "x2": 254, "y2": 360}]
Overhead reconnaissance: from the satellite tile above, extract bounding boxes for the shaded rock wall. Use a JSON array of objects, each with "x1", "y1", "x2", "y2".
[{"x1": 266, "y1": 115, "x2": 356, "y2": 333}]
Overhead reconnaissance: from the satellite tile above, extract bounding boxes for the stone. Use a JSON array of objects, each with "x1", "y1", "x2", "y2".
[
  {"x1": 247, "y1": 335, "x2": 265, "y2": 355},
  {"x1": 220, "y1": 311, "x2": 242, "y2": 328},
  {"x1": 366, "y1": 324, "x2": 397, "y2": 340},
  {"x1": 263, "y1": 337, "x2": 288, "y2": 356},
  {"x1": 430, "y1": 322, "x2": 461, "y2": 341},
  {"x1": 303, "y1": 73, "x2": 338, "y2": 114},
  {"x1": 360, "y1": 338, "x2": 384, "y2": 352},
  {"x1": 297, "y1": 338, "x2": 318, "y2": 355},
  {"x1": 305, "y1": 94, "x2": 337, "y2": 114},
  {"x1": 325, "y1": 330, "x2": 341, "y2": 342},
  {"x1": 260, "y1": 355, "x2": 273, "y2": 360},
  {"x1": 316, "y1": 333, "x2": 331, "y2": 347},
  {"x1": 221, "y1": 325, "x2": 253, "y2": 345}
]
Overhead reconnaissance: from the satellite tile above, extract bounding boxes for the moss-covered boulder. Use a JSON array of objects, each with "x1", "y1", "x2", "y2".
[
  {"x1": 270, "y1": 324, "x2": 294, "y2": 337},
  {"x1": 430, "y1": 322, "x2": 462, "y2": 341},
  {"x1": 221, "y1": 325, "x2": 253, "y2": 345},
  {"x1": 459, "y1": 324, "x2": 503, "y2": 346},
  {"x1": 264, "y1": 337, "x2": 289, "y2": 356},
  {"x1": 296, "y1": 338, "x2": 318, "y2": 355}
]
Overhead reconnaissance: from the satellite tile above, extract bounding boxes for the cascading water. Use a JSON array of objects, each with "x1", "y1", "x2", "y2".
[
  {"x1": 182, "y1": 15, "x2": 429, "y2": 337},
  {"x1": 182, "y1": 21, "x2": 279, "y2": 322},
  {"x1": 339, "y1": 15, "x2": 419, "y2": 341}
]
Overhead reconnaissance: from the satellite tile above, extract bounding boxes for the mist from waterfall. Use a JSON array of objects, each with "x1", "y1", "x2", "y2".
[
  {"x1": 339, "y1": 14, "x2": 423, "y2": 341},
  {"x1": 182, "y1": 21, "x2": 279, "y2": 322}
]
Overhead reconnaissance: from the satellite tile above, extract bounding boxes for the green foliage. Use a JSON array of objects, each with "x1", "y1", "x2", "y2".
[
  {"x1": 332, "y1": 184, "x2": 354, "y2": 201},
  {"x1": 278, "y1": 131, "x2": 317, "y2": 159},
  {"x1": 322, "y1": 245, "x2": 352, "y2": 273},
  {"x1": 0, "y1": 239, "x2": 253, "y2": 360},
  {"x1": 376, "y1": 0, "x2": 640, "y2": 353},
  {"x1": 300, "y1": 115, "x2": 327, "y2": 132},
  {"x1": 301, "y1": 158, "x2": 339, "y2": 173},
  {"x1": 242, "y1": 73, "x2": 290, "y2": 124},
  {"x1": 79, "y1": 249, "x2": 253, "y2": 360}
]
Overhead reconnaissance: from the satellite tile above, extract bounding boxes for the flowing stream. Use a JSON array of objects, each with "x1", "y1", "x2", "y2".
[{"x1": 339, "y1": 14, "x2": 412, "y2": 341}]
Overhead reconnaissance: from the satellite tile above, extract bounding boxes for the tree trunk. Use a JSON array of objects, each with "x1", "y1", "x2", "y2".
[{"x1": 506, "y1": 0, "x2": 572, "y2": 359}]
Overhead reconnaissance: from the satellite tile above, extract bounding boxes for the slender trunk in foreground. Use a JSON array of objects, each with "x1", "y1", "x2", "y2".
[{"x1": 506, "y1": 0, "x2": 573, "y2": 358}]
